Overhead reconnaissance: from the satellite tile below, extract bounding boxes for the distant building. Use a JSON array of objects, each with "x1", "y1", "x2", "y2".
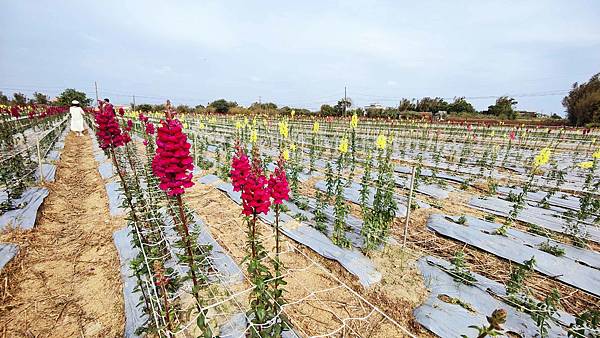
[
  {"x1": 518, "y1": 111, "x2": 540, "y2": 118},
  {"x1": 364, "y1": 103, "x2": 385, "y2": 110},
  {"x1": 433, "y1": 110, "x2": 447, "y2": 121}
]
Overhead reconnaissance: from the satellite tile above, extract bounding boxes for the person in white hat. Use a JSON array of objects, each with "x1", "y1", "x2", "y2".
[{"x1": 70, "y1": 100, "x2": 85, "y2": 136}]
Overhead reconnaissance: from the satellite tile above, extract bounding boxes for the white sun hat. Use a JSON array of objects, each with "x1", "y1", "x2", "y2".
[{"x1": 71, "y1": 100, "x2": 79, "y2": 105}]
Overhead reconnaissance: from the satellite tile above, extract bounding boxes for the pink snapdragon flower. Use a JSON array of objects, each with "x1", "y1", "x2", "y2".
[
  {"x1": 230, "y1": 148, "x2": 251, "y2": 192},
  {"x1": 268, "y1": 160, "x2": 290, "y2": 205},
  {"x1": 95, "y1": 110, "x2": 126, "y2": 149},
  {"x1": 145, "y1": 122, "x2": 155, "y2": 135},
  {"x1": 152, "y1": 119, "x2": 194, "y2": 196}
]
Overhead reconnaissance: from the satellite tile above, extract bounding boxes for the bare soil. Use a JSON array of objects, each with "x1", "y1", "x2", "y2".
[
  {"x1": 186, "y1": 176, "x2": 432, "y2": 337},
  {"x1": 0, "y1": 132, "x2": 125, "y2": 337}
]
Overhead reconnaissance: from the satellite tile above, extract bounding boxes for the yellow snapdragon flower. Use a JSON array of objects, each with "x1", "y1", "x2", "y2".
[
  {"x1": 593, "y1": 149, "x2": 600, "y2": 159},
  {"x1": 350, "y1": 113, "x2": 358, "y2": 129},
  {"x1": 376, "y1": 133, "x2": 387, "y2": 150},
  {"x1": 250, "y1": 129, "x2": 258, "y2": 143},
  {"x1": 313, "y1": 121, "x2": 320, "y2": 134},
  {"x1": 579, "y1": 161, "x2": 593, "y2": 169},
  {"x1": 282, "y1": 149, "x2": 290, "y2": 161},
  {"x1": 278, "y1": 120, "x2": 289, "y2": 138},
  {"x1": 533, "y1": 147, "x2": 551, "y2": 167},
  {"x1": 339, "y1": 137, "x2": 349, "y2": 154}
]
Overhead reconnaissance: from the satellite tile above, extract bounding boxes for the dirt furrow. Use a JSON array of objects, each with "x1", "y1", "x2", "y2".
[{"x1": 0, "y1": 132, "x2": 124, "y2": 337}]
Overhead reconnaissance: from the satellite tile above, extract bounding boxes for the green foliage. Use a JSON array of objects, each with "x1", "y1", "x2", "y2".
[
  {"x1": 398, "y1": 98, "x2": 416, "y2": 111},
  {"x1": 450, "y1": 250, "x2": 476, "y2": 285},
  {"x1": 137, "y1": 103, "x2": 153, "y2": 112},
  {"x1": 462, "y1": 308, "x2": 507, "y2": 338},
  {"x1": 209, "y1": 99, "x2": 238, "y2": 113},
  {"x1": 417, "y1": 96, "x2": 448, "y2": 113},
  {"x1": 32, "y1": 92, "x2": 49, "y2": 105},
  {"x1": 359, "y1": 151, "x2": 373, "y2": 219},
  {"x1": 314, "y1": 190, "x2": 327, "y2": 233},
  {"x1": 0, "y1": 91, "x2": 8, "y2": 104},
  {"x1": 507, "y1": 256, "x2": 536, "y2": 296},
  {"x1": 531, "y1": 288, "x2": 560, "y2": 338},
  {"x1": 12, "y1": 92, "x2": 27, "y2": 105},
  {"x1": 562, "y1": 72, "x2": 600, "y2": 126},
  {"x1": 487, "y1": 96, "x2": 518, "y2": 119},
  {"x1": 245, "y1": 214, "x2": 277, "y2": 337},
  {"x1": 325, "y1": 162, "x2": 335, "y2": 199},
  {"x1": 568, "y1": 310, "x2": 600, "y2": 338},
  {"x1": 361, "y1": 142, "x2": 397, "y2": 251},
  {"x1": 448, "y1": 97, "x2": 476, "y2": 114},
  {"x1": 332, "y1": 154, "x2": 351, "y2": 248},
  {"x1": 320, "y1": 104, "x2": 336, "y2": 116},
  {"x1": 56, "y1": 88, "x2": 92, "y2": 107},
  {"x1": 538, "y1": 240, "x2": 565, "y2": 257}
]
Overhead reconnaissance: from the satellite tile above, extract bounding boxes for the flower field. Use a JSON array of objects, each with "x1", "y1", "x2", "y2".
[{"x1": 1, "y1": 104, "x2": 599, "y2": 337}]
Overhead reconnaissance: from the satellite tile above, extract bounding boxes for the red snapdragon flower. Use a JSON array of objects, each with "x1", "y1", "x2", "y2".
[
  {"x1": 241, "y1": 171, "x2": 271, "y2": 216},
  {"x1": 145, "y1": 122, "x2": 155, "y2": 135},
  {"x1": 268, "y1": 160, "x2": 290, "y2": 205},
  {"x1": 231, "y1": 149, "x2": 251, "y2": 192},
  {"x1": 118, "y1": 107, "x2": 125, "y2": 116},
  {"x1": 139, "y1": 113, "x2": 148, "y2": 123},
  {"x1": 508, "y1": 131, "x2": 516, "y2": 141},
  {"x1": 152, "y1": 119, "x2": 194, "y2": 196},
  {"x1": 122, "y1": 131, "x2": 132, "y2": 144},
  {"x1": 126, "y1": 119, "x2": 133, "y2": 131},
  {"x1": 10, "y1": 106, "x2": 20, "y2": 118},
  {"x1": 230, "y1": 147, "x2": 271, "y2": 216},
  {"x1": 95, "y1": 110, "x2": 126, "y2": 149},
  {"x1": 103, "y1": 103, "x2": 115, "y2": 115}
]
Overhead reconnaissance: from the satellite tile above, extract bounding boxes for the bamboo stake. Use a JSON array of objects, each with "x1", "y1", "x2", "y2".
[{"x1": 402, "y1": 166, "x2": 416, "y2": 248}]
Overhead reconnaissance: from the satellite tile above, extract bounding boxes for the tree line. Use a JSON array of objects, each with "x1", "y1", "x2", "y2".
[
  {"x1": 4, "y1": 73, "x2": 599, "y2": 126},
  {"x1": 0, "y1": 88, "x2": 92, "y2": 107}
]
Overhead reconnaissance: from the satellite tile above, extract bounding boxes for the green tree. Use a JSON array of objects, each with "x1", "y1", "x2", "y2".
[
  {"x1": 12, "y1": 92, "x2": 27, "y2": 105},
  {"x1": 448, "y1": 97, "x2": 476, "y2": 114},
  {"x1": 209, "y1": 99, "x2": 238, "y2": 113},
  {"x1": 562, "y1": 73, "x2": 600, "y2": 126},
  {"x1": 320, "y1": 104, "x2": 335, "y2": 116},
  {"x1": 487, "y1": 96, "x2": 518, "y2": 119},
  {"x1": 335, "y1": 97, "x2": 352, "y2": 115},
  {"x1": 0, "y1": 91, "x2": 8, "y2": 105},
  {"x1": 32, "y1": 92, "x2": 49, "y2": 105},
  {"x1": 176, "y1": 104, "x2": 192, "y2": 114},
  {"x1": 398, "y1": 98, "x2": 416, "y2": 111},
  {"x1": 417, "y1": 97, "x2": 448, "y2": 113},
  {"x1": 137, "y1": 104, "x2": 152, "y2": 112},
  {"x1": 56, "y1": 88, "x2": 92, "y2": 107}
]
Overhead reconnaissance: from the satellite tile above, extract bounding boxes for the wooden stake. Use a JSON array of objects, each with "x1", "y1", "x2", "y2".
[
  {"x1": 402, "y1": 166, "x2": 416, "y2": 248},
  {"x1": 36, "y1": 138, "x2": 43, "y2": 184}
]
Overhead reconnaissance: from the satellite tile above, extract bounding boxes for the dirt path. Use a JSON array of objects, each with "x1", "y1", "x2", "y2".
[{"x1": 0, "y1": 132, "x2": 124, "y2": 337}]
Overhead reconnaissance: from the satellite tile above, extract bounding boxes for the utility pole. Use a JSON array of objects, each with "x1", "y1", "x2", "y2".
[
  {"x1": 94, "y1": 81, "x2": 99, "y2": 106},
  {"x1": 132, "y1": 95, "x2": 136, "y2": 111}
]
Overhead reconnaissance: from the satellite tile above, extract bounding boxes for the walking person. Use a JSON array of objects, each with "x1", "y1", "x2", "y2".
[{"x1": 70, "y1": 100, "x2": 85, "y2": 136}]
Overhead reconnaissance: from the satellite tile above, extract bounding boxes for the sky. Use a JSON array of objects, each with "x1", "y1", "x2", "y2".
[{"x1": 1, "y1": 1, "x2": 599, "y2": 115}]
